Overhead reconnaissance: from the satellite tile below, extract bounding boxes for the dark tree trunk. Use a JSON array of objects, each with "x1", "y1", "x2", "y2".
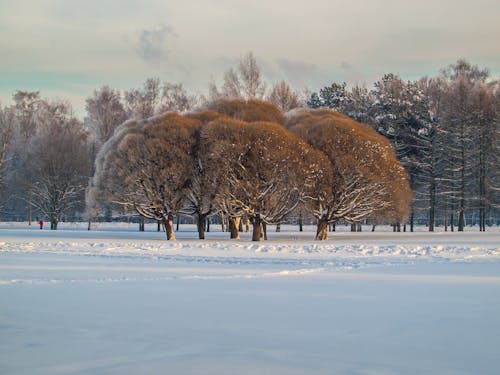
[
  {"x1": 176, "y1": 215, "x2": 180, "y2": 231},
  {"x1": 315, "y1": 218, "x2": 328, "y2": 240},
  {"x1": 429, "y1": 180, "x2": 436, "y2": 232},
  {"x1": 262, "y1": 222, "x2": 267, "y2": 240},
  {"x1": 458, "y1": 209, "x2": 465, "y2": 232},
  {"x1": 299, "y1": 211, "x2": 303, "y2": 232},
  {"x1": 229, "y1": 217, "x2": 240, "y2": 239},
  {"x1": 206, "y1": 218, "x2": 210, "y2": 232},
  {"x1": 252, "y1": 216, "x2": 262, "y2": 242},
  {"x1": 276, "y1": 223, "x2": 281, "y2": 232},
  {"x1": 372, "y1": 224, "x2": 376, "y2": 232},
  {"x1": 139, "y1": 217, "x2": 145, "y2": 232},
  {"x1": 196, "y1": 213, "x2": 207, "y2": 239},
  {"x1": 157, "y1": 220, "x2": 161, "y2": 232}
]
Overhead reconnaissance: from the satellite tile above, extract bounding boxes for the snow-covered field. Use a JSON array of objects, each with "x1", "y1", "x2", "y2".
[{"x1": 1, "y1": 222, "x2": 499, "y2": 375}]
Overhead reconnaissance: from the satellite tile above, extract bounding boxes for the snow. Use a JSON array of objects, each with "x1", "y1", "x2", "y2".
[{"x1": 1, "y1": 223, "x2": 499, "y2": 374}]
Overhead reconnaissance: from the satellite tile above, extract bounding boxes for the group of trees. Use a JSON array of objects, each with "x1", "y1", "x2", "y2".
[
  {"x1": 307, "y1": 60, "x2": 499, "y2": 231},
  {"x1": 0, "y1": 92, "x2": 93, "y2": 229},
  {"x1": 89, "y1": 99, "x2": 410, "y2": 241},
  {"x1": 0, "y1": 54, "x2": 497, "y2": 235}
]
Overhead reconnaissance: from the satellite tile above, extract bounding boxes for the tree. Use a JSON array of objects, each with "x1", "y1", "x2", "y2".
[
  {"x1": 12, "y1": 91, "x2": 42, "y2": 141},
  {"x1": 202, "y1": 117, "x2": 328, "y2": 241},
  {"x1": 182, "y1": 110, "x2": 228, "y2": 239},
  {"x1": 159, "y1": 82, "x2": 199, "y2": 113},
  {"x1": 206, "y1": 99, "x2": 285, "y2": 125},
  {"x1": 84, "y1": 86, "x2": 127, "y2": 146},
  {"x1": 287, "y1": 109, "x2": 412, "y2": 240},
  {"x1": 209, "y1": 52, "x2": 266, "y2": 101},
  {"x1": 91, "y1": 113, "x2": 199, "y2": 239},
  {"x1": 25, "y1": 101, "x2": 93, "y2": 229},
  {"x1": 440, "y1": 60, "x2": 490, "y2": 231},
  {"x1": 266, "y1": 80, "x2": 300, "y2": 112},
  {"x1": 0, "y1": 105, "x2": 15, "y2": 203},
  {"x1": 124, "y1": 77, "x2": 162, "y2": 119}
]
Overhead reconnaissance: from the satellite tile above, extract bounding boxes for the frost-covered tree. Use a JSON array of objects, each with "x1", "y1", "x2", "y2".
[
  {"x1": 202, "y1": 118, "x2": 328, "y2": 241},
  {"x1": 84, "y1": 86, "x2": 127, "y2": 146},
  {"x1": 90, "y1": 113, "x2": 199, "y2": 239},
  {"x1": 0, "y1": 104, "x2": 15, "y2": 203},
  {"x1": 439, "y1": 60, "x2": 490, "y2": 231},
  {"x1": 206, "y1": 98, "x2": 285, "y2": 125},
  {"x1": 287, "y1": 109, "x2": 412, "y2": 240},
  {"x1": 24, "y1": 101, "x2": 93, "y2": 229}
]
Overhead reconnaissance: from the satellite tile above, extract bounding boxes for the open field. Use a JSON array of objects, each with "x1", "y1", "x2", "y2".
[{"x1": 1, "y1": 223, "x2": 499, "y2": 375}]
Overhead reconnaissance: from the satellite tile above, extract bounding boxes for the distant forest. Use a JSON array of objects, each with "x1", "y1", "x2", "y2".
[{"x1": 0, "y1": 54, "x2": 498, "y2": 236}]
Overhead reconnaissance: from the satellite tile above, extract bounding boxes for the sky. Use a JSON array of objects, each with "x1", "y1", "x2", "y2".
[{"x1": 1, "y1": 0, "x2": 499, "y2": 116}]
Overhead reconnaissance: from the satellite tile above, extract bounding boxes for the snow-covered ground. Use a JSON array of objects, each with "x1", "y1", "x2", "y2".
[{"x1": 1, "y1": 223, "x2": 499, "y2": 375}]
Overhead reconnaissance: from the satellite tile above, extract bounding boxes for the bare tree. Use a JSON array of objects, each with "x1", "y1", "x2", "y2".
[
  {"x1": 209, "y1": 52, "x2": 266, "y2": 101},
  {"x1": 0, "y1": 105, "x2": 15, "y2": 202},
  {"x1": 85, "y1": 86, "x2": 127, "y2": 146},
  {"x1": 159, "y1": 82, "x2": 199, "y2": 113},
  {"x1": 12, "y1": 91, "x2": 42, "y2": 141},
  {"x1": 124, "y1": 78, "x2": 162, "y2": 119},
  {"x1": 267, "y1": 80, "x2": 300, "y2": 112}
]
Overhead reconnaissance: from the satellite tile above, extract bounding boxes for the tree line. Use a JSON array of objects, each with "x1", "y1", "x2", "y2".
[{"x1": 0, "y1": 54, "x2": 498, "y2": 235}]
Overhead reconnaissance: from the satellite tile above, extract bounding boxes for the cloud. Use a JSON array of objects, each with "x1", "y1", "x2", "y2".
[{"x1": 135, "y1": 24, "x2": 176, "y2": 64}]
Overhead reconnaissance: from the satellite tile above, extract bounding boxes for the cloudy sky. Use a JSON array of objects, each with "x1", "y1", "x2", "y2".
[{"x1": 1, "y1": 0, "x2": 499, "y2": 115}]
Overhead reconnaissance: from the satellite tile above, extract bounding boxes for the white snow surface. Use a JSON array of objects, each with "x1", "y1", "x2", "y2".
[{"x1": 1, "y1": 222, "x2": 499, "y2": 375}]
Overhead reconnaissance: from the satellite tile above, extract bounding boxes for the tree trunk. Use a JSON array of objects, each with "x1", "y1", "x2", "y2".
[
  {"x1": 162, "y1": 214, "x2": 176, "y2": 240},
  {"x1": 252, "y1": 216, "x2": 262, "y2": 242},
  {"x1": 315, "y1": 218, "x2": 328, "y2": 240},
  {"x1": 238, "y1": 218, "x2": 244, "y2": 232},
  {"x1": 196, "y1": 213, "x2": 207, "y2": 240},
  {"x1": 372, "y1": 224, "x2": 376, "y2": 232},
  {"x1": 229, "y1": 217, "x2": 240, "y2": 239},
  {"x1": 157, "y1": 220, "x2": 161, "y2": 232},
  {"x1": 245, "y1": 217, "x2": 250, "y2": 232},
  {"x1": 458, "y1": 209, "x2": 465, "y2": 232},
  {"x1": 276, "y1": 223, "x2": 281, "y2": 232},
  {"x1": 429, "y1": 179, "x2": 436, "y2": 232},
  {"x1": 299, "y1": 211, "x2": 303, "y2": 232},
  {"x1": 262, "y1": 222, "x2": 267, "y2": 240},
  {"x1": 176, "y1": 215, "x2": 180, "y2": 231},
  {"x1": 206, "y1": 218, "x2": 210, "y2": 233}
]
